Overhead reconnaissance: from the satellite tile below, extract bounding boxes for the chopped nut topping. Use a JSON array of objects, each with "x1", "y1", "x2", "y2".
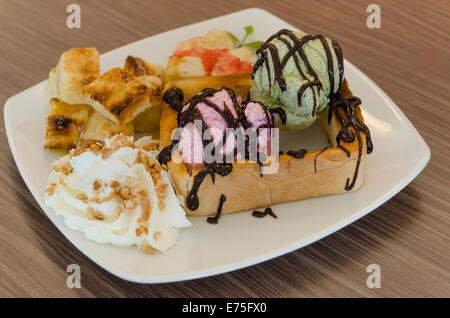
[
  {"x1": 110, "y1": 180, "x2": 120, "y2": 188},
  {"x1": 93, "y1": 180, "x2": 101, "y2": 191},
  {"x1": 113, "y1": 205, "x2": 122, "y2": 220},
  {"x1": 120, "y1": 186, "x2": 131, "y2": 200},
  {"x1": 136, "y1": 136, "x2": 160, "y2": 150},
  {"x1": 149, "y1": 160, "x2": 162, "y2": 172},
  {"x1": 136, "y1": 225, "x2": 148, "y2": 237},
  {"x1": 100, "y1": 147, "x2": 113, "y2": 159},
  {"x1": 70, "y1": 139, "x2": 104, "y2": 158},
  {"x1": 90, "y1": 196, "x2": 101, "y2": 203},
  {"x1": 137, "y1": 199, "x2": 151, "y2": 223},
  {"x1": 138, "y1": 189, "x2": 148, "y2": 197},
  {"x1": 82, "y1": 138, "x2": 104, "y2": 150},
  {"x1": 141, "y1": 141, "x2": 160, "y2": 151},
  {"x1": 87, "y1": 207, "x2": 104, "y2": 220},
  {"x1": 140, "y1": 240, "x2": 157, "y2": 254},
  {"x1": 132, "y1": 184, "x2": 146, "y2": 196},
  {"x1": 124, "y1": 199, "x2": 135, "y2": 209},
  {"x1": 57, "y1": 161, "x2": 74, "y2": 175},
  {"x1": 137, "y1": 151, "x2": 149, "y2": 166},
  {"x1": 139, "y1": 157, "x2": 166, "y2": 211},
  {"x1": 76, "y1": 193, "x2": 89, "y2": 203},
  {"x1": 153, "y1": 232, "x2": 161, "y2": 240},
  {"x1": 45, "y1": 187, "x2": 55, "y2": 196},
  {"x1": 110, "y1": 135, "x2": 135, "y2": 150},
  {"x1": 158, "y1": 190, "x2": 168, "y2": 197},
  {"x1": 157, "y1": 183, "x2": 168, "y2": 192}
]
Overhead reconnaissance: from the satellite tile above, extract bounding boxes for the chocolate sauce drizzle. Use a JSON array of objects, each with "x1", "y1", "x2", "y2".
[
  {"x1": 269, "y1": 107, "x2": 287, "y2": 125},
  {"x1": 287, "y1": 149, "x2": 308, "y2": 159},
  {"x1": 187, "y1": 163, "x2": 232, "y2": 211},
  {"x1": 314, "y1": 146, "x2": 328, "y2": 173},
  {"x1": 253, "y1": 29, "x2": 372, "y2": 191},
  {"x1": 252, "y1": 207, "x2": 277, "y2": 219},
  {"x1": 328, "y1": 94, "x2": 373, "y2": 190},
  {"x1": 156, "y1": 144, "x2": 174, "y2": 168},
  {"x1": 253, "y1": 29, "x2": 344, "y2": 116},
  {"x1": 157, "y1": 30, "x2": 372, "y2": 214},
  {"x1": 158, "y1": 87, "x2": 274, "y2": 211},
  {"x1": 207, "y1": 194, "x2": 227, "y2": 224},
  {"x1": 279, "y1": 94, "x2": 372, "y2": 191}
]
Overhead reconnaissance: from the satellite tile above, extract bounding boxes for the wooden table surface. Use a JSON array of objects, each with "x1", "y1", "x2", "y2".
[{"x1": 1, "y1": 0, "x2": 449, "y2": 297}]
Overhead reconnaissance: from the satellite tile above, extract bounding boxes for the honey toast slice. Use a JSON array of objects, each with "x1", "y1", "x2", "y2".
[
  {"x1": 44, "y1": 98, "x2": 90, "y2": 150},
  {"x1": 123, "y1": 56, "x2": 165, "y2": 132},
  {"x1": 81, "y1": 68, "x2": 151, "y2": 125},
  {"x1": 47, "y1": 48, "x2": 100, "y2": 104},
  {"x1": 83, "y1": 110, "x2": 134, "y2": 141},
  {"x1": 159, "y1": 75, "x2": 371, "y2": 216}
]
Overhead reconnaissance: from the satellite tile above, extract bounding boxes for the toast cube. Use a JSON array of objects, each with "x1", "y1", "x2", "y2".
[
  {"x1": 124, "y1": 56, "x2": 165, "y2": 132},
  {"x1": 81, "y1": 68, "x2": 151, "y2": 125},
  {"x1": 83, "y1": 110, "x2": 134, "y2": 141},
  {"x1": 123, "y1": 56, "x2": 164, "y2": 80},
  {"x1": 46, "y1": 68, "x2": 58, "y2": 100},
  {"x1": 44, "y1": 98, "x2": 90, "y2": 149},
  {"x1": 49, "y1": 48, "x2": 100, "y2": 104}
]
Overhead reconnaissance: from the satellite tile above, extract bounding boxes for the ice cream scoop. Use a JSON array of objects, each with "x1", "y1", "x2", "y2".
[
  {"x1": 174, "y1": 88, "x2": 273, "y2": 165},
  {"x1": 45, "y1": 135, "x2": 192, "y2": 253},
  {"x1": 251, "y1": 29, "x2": 344, "y2": 130}
]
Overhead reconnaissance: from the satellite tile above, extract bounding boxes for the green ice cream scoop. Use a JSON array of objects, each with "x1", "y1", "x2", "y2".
[{"x1": 250, "y1": 29, "x2": 344, "y2": 130}]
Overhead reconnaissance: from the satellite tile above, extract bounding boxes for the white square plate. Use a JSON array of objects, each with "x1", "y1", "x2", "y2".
[{"x1": 4, "y1": 8, "x2": 430, "y2": 283}]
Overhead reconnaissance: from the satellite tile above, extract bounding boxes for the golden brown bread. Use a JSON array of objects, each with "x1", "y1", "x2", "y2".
[
  {"x1": 83, "y1": 110, "x2": 134, "y2": 141},
  {"x1": 44, "y1": 98, "x2": 90, "y2": 149},
  {"x1": 47, "y1": 48, "x2": 100, "y2": 104},
  {"x1": 81, "y1": 68, "x2": 151, "y2": 125},
  {"x1": 162, "y1": 73, "x2": 252, "y2": 104},
  {"x1": 124, "y1": 56, "x2": 165, "y2": 79},
  {"x1": 44, "y1": 50, "x2": 164, "y2": 149},
  {"x1": 124, "y1": 56, "x2": 165, "y2": 133},
  {"x1": 159, "y1": 73, "x2": 369, "y2": 216}
]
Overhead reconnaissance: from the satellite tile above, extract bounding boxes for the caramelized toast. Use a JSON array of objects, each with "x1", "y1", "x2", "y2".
[
  {"x1": 48, "y1": 48, "x2": 100, "y2": 104},
  {"x1": 83, "y1": 111, "x2": 134, "y2": 141},
  {"x1": 81, "y1": 68, "x2": 151, "y2": 125},
  {"x1": 123, "y1": 56, "x2": 165, "y2": 132},
  {"x1": 44, "y1": 98, "x2": 90, "y2": 149}
]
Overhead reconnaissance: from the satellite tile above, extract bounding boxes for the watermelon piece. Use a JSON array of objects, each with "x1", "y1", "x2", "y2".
[
  {"x1": 199, "y1": 49, "x2": 228, "y2": 75},
  {"x1": 172, "y1": 46, "x2": 254, "y2": 76},
  {"x1": 211, "y1": 51, "x2": 247, "y2": 75}
]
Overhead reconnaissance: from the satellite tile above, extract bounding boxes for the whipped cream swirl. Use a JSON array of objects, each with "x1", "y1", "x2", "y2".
[{"x1": 45, "y1": 134, "x2": 191, "y2": 253}]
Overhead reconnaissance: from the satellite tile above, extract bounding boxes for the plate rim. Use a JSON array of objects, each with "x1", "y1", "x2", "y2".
[{"x1": 3, "y1": 7, "x2": 430, "y2": 284}]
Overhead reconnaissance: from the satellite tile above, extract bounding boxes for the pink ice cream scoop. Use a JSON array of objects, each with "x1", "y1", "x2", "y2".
[
  {"x1": 244, "y1": 102, "x2": 273, "y2": 156},
  {"x1": 177, "y1": 88, "x2": 273, "y2": 165}
]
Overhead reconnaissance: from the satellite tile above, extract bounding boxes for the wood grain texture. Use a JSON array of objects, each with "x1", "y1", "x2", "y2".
[{"x1": 0, "y1": 0, "x2": 449, "y2": 297}]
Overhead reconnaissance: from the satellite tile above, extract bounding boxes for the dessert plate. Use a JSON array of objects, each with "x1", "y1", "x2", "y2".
[{"x1": 4, "y1": 8, "x2": 430, "y2": 283}]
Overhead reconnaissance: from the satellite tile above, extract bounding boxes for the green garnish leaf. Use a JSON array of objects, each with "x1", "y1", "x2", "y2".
[
  {"x1": 228, "y1": 26, "x2": 257, "y2": 48},
  {"x1": 244, "y1": 25, "x2": 254, "y2": 36},
  {"x1": 227, "y1": 32, "x2": 240, "y2": 48},
  {"x1": 244, "y1": 41, "x2": 264, "y2": 51}
]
